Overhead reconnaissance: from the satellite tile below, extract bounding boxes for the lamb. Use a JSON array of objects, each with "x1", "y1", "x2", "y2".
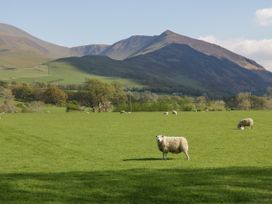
[
  {"x1": 172, "y1": 110, "x2": 178, "y2": 115},
  {"x1": 237, "y1": 118, "x2": 254, "y2": 129},
  {"x1": 156, "y1": 135, "x2": 189, "y2": 160},
  {"x1": 163, "y1": 112, "x2": 169, "y2": 115}
]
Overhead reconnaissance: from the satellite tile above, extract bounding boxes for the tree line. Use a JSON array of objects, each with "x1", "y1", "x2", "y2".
[{"x1": 0, "y1": 79, "x2": 272, "y2": 113}]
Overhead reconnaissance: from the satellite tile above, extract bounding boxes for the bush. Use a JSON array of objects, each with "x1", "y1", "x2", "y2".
[
  {"x1": 0, "y1": 101, "x2": 17, "y2": 113},
  {"x1": 12, "y1": 84, "x2": 34, "y2": 102},
  {"x1": 66, "y1": 101, "x2": 82, "y2": 112},
  {"x1": 17, "y1": 101, "x2": 45, "y2": 113},
  {"x1": 42, "y1": 86, "x2": 67, "y2": 105}
]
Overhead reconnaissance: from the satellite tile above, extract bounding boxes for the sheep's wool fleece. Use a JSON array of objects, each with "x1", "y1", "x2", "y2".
[
  {"x1": 158, "y1": 136, "x2": 188, "y2": 153},
  {"x1": 239, "y1": 118, "x2": 254, "y2": 127}
]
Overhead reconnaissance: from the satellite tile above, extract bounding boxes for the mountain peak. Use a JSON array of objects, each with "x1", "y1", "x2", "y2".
[{"x1": 160, "y1": 30, "x2": 178, "y2": 36}]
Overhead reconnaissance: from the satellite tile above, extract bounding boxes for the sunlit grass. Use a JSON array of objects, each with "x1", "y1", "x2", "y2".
[{"x1": 0, "y1": 110, "x2": 271, "y2": 203}]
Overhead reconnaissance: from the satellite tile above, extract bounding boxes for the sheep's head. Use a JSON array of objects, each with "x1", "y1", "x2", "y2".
[{"x1": 156, "y1": 135, "x2": 164, "y2": 143}]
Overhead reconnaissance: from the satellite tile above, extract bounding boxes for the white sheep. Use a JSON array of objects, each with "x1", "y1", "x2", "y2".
[
  {"x1": 237, "y1": 118, "x2": 254, "y2": 129},
  {"x1": 172, "y1": 110, "x2": 178, "y2": 115},
  {"x1": 163, "y1": 112, "x2": 169, "y2": 115},
  {"x1": 156, "y1": 135, "x2": 189, "y2": 160}
]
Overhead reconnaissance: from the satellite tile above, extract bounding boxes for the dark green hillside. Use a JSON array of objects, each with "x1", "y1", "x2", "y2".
[{"x1": 51, "y1": 44, "x2": 272, "y2": 96}]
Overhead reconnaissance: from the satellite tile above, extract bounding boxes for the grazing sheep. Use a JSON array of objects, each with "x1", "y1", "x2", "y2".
[
  {"x1": 156, "y1": 135, "x2": 189, "y2": 160},
  {"x1": 172, "y1": 110, "x2": 178, "y2": 115},
  {"x1": 163, "y1": 112, "x2": 169, "y2": 115},
  {"x1": 237, "y1": 118, "x2": 254, "y2": 129},
  {"x1": 120, "y1": 110, "x2": 126, "y2": 114}
]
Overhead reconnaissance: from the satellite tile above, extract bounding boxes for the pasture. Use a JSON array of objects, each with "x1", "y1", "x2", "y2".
[{"x1": 0, "y1": 110, "x2": 271, "y2": 203}]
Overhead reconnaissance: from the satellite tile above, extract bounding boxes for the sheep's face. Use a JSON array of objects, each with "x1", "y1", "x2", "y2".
[{"x1": 156, "y1": 135, "x2": 164, "y2": 143}]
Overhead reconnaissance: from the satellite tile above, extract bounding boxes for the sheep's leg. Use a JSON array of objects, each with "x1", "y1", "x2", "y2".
[
  {"x1": 163, "y1": 152, "x2": 167, "y2": 160},
  {"x1": 184, "y1": 151, "x2": 190, "y2": 160}
]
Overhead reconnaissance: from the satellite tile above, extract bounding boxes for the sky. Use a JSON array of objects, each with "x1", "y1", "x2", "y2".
[{"x1": 1, "y1": 0, "x2": 272, "y2": 70}]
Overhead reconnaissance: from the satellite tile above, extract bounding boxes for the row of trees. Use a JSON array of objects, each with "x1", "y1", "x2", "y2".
[
  {"x1": 225, "y1": 91, "x2": 272, "y2": 110},
  {"x1": 1, "y1": 79, "x2": 272, "y2": 113}
]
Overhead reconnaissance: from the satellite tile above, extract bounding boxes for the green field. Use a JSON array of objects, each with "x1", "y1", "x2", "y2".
[
  {"x1": 0, "y1": 61, "x2": 142, "y2": 88},
  {"x1": 0, "y1": 110, "x2": 271, "y2": 203}
]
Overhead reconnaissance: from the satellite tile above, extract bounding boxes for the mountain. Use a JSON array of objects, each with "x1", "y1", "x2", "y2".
[
  {"x1": 1, "y1": 23, "x2": 272, "y2": 96},
  {"x1": 0, "y1": 23, "x2": 73, "y2": 68},
  {"x1": 100, "y1": 35, "x2": 154, "y2": 60},
  {"x1": 133, "y1": 30, "x2": 265, "y2": 71},
  {"x1": 98, "y1": 30, "x2": 264, "y2": 71},
  {"x1": 70, "y1": 44, "x2": 109, "y2": 56},
  {"x1": 51, "y1": 43, "x2": 272, "y2": 96}
]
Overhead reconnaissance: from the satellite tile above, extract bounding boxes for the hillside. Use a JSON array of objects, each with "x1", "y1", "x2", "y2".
[
  {"x1": 50, "y1": 43, "x2": 272, "y2": 96},
  {"x1": 99, "y1": 30, "x2": 264, "y2": 71},
  {"x1": 70, "y1": 44, "x2": 109, "y2": 56},
  {"x1": 1, "y1": 23, "x2": 272, "y2": 96},
  {"x1": 100, "y1": 35, "x2": 155, "y2": 60},
  {"x1": 0, "y1": 23, "x2": 72, "y2": 68}
]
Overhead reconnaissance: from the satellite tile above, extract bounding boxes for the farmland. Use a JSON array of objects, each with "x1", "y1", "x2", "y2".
[{"x1": 0, "y1": 110, "x2": 271, "y2": 203}]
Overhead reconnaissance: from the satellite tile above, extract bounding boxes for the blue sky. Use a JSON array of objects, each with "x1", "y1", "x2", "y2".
[{"x1": 1, "y1": 0, "x2": 272, "y2": 69}]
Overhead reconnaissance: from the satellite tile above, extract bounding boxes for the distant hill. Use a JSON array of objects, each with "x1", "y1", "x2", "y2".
[
  {"x1": 1, "y1": 23, "x2": 272, "y2": 96},
  {"x1": 70, "y1": 44, "x2": 109, "y2": 57},
  {"x1": 0, "y1": 23, "x2": 72, "y2": 68},
  {"x1": 96, "y1": 30, "x2": 264, "y2": 71},
  {"x1": 100, "y1": 35, "x2": 155, "y2": 60},
  {"x1": 51, "y1": 43, "x2": 272, "y2": 96}
]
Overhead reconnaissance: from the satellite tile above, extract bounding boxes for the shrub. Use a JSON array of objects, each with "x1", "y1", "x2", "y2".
[
  {"x1": 0, "y1": 101, "x2": 17, "y2": 113},
  {"x1": 42, "y1": 86, "x2": 67, "y2": 105},
  {"x1": 66, "y1": 101, "x2": 82, "y2": 112},
  {"x1": 20, "y1": 101, "x2": 44, "y2": 113},
  {"x1": 12, "y1": 84, "x2": 34, "y2": 102}
]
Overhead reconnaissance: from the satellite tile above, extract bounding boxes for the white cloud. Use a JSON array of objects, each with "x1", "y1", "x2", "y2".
[
  {"x1": 255, "y1": 8, "x2": 272, "y2": 26},
  {"x1": 198, "y1": 36, "x2": 272, "y2": 71}
]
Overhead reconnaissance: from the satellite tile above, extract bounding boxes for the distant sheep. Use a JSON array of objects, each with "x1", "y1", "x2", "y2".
[
  {"x1": 156, "y1": 135, "x2": 189, "y2": 160},
  {"x1": 120, "y1": 110, "x2": 126, "y2": 114},
  {"x1": 163, "y1": 112, "x2": 169, "y2": 115},
  {"x1": 237, "y1": 118, "x2": 254, "y2": 129},
  {"x1": 172, "y1": 110, "x2": 178, "y2": 115}
]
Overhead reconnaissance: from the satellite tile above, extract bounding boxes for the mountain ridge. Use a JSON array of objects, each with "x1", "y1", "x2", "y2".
[
  {"x1": 1, "y1": 23, "x2": 272, "y2": 97},
  {"x1": 51, "y1": 43, "x2": 272, "y2": 96}
]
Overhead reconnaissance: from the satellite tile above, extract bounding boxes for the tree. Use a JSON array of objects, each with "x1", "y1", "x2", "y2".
[
  {"x1": 42, "y1": 86, "x2": 67, "y2": 105},
  {"x1": 12, "y1": 84, "x2": 34, "y2": 102},
  {"x1": 235, "y1": 92, "x2": 251, "y2": 110},
  {"x1": 250, "y1": 95, "x2": 266, "y2": 110},
  {"x1": 195, "y1": 96, "x2": 207, "y2": 111},
  {"x1": 85, "y1": 79, "x2": 114, "y2": 111},
  {"x1": 266, "y1": 87, "x2": 272, "y2": 98},
  {"x1": 0, "y1": 87, "x2": 16, "y2": 113},
  {"x1": 111, "y1": 82, "x2": 127, "y2": 105}
]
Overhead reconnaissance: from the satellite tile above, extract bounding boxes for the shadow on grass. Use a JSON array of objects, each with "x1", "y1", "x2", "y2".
[
  {"x1": 0, "y1": 167, "x2": 271, "y2": 203},
  {"x1": 123, "y1": 157, "x2": 173, "y2": 161}
]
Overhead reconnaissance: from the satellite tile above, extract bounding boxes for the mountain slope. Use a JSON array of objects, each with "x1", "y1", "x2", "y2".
[
  {"x1": 0, "y1": 23, "x2": 71, "y2": 58},
  {"x1": 95, "y1": 30, "x2": 264, "y2": 71},
  {"x1": 132, "y1": 30, "x2": 264, "y2": 71},
  {"x1": 100, "y1": 35, "x2": 155, "y2": 60},
  {"x1": 70, "y1": 44, "x2": 109, "y2": 56},
  {"x1": 0, "y1": 23, "x2": 72, "y2": 68},
  {"x1": 50, "y1": 43, "x2": 272, "y2": 96}
]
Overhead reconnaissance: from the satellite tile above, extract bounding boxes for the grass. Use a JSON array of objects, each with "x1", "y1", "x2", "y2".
[
  {"x1": 0, "y1": 50, "x2": 48, "y2": 68},
  {"x1": 0, "y1": 61, "x2": 142, "y2": 88},
  {"x1": 0, "y1": 110, "x2": 271, "y2": 203}
]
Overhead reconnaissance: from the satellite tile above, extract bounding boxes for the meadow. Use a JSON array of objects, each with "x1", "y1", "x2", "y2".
[
  {"x1": 0, "y1": 110, "x2": 271, "y2": 203},
  {"x1": 0, "y1": 62, "x2": 142, "y2": 88}
]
